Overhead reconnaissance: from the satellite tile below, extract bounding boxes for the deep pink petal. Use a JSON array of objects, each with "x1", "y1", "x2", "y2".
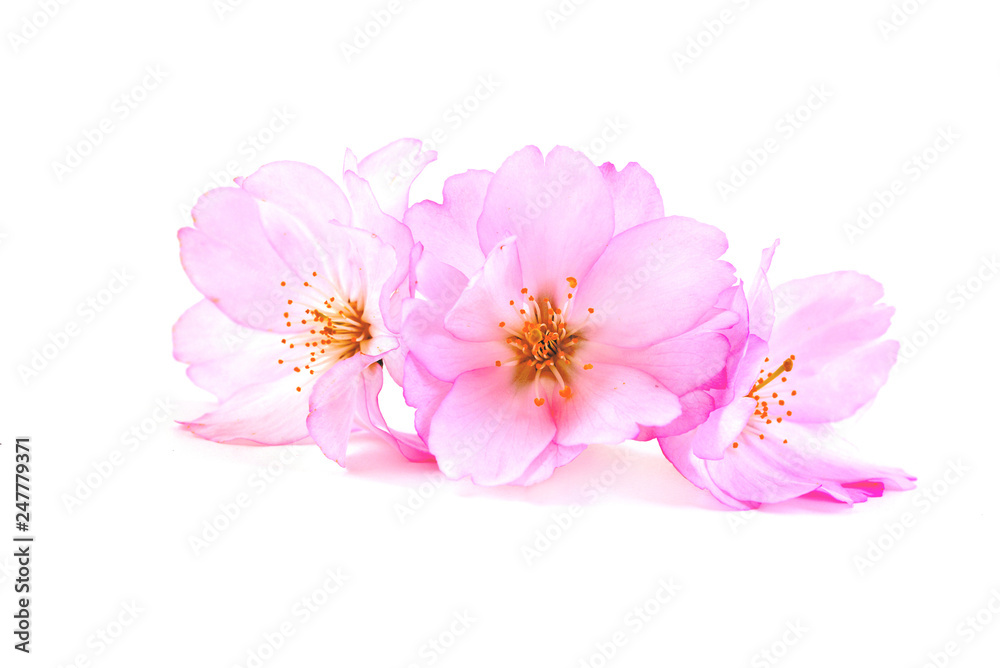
[
  {"x1": 599, "y1": 161, "x2": 665, "y2": 234},
  {"x1": 573, "y1": 217, "x2": 735, "y2": 348},
  {"x1": 477, "y1": 146, "x2": 614, "y2": 295},
  {"x1": 427, "y1": 367, "x2": 557, "y2": 485},
  {"x1": 403, "y1": 170, "x2": 492, "y2": 279}
]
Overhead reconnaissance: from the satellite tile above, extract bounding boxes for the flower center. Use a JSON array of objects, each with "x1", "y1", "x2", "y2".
[
  {"x1": 493, "y1": 277, "x2": 594, "y2": 406},
  {"x1": 732, "y1": 355, "x2": 798, "y2": 448},
  {"x1": 276, "y1": 277, "x2": 371, "y2": 393}
]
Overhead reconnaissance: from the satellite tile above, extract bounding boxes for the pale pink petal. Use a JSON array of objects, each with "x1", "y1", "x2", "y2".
[
  {"x1": 658, "y1": 430, "x2": 755, "y2": 510},
  {"x1": 306, "y1": 354, "x2": 368, "y2": 465},
  {"x1": 747, "y1": 240, "x2": 780, "y2": 340},
  {"x1": 638, "y1": 390, "x2": 716, "y2": 440},
  {"x1": 402, "y1": 355, "x2": 452, "y2": 444},
  {"x1": 508, "y1": 442, "x2": 587, "y2": 486},
  {"x1": 403, "y1": 170, "x2": 492, "y2": 278},
  {"x1": 343, "y1": 170, "x2": 416, "y2": 331},
  {"x1": 357, "y1": 362, "x2": 434, "y2": 463},
  {"x1": 427, "y1": 367, "x2": 557, "y2": 485},
  {"x1": 356, "y1": 138, "x2": 436, "y2": 221},
  {"x1": 173, "y1": 300, "x2": 287, "y2": 401},
  {"x1": 686, "y1": 396, "x2": 757, "y2": 461},
  {"x1": 701, "y1": 421, "x2": 915, "y2": 507},
  {"x1": 573, "y1": 217, "x2": 735, "y2": 347},
  {"x1": 179, "y1": 187, "x2": 308, "y2": 332},
  {"x1": 581, "y1": 331, "x2": 730, "y2": 396},
  {"x1": 343, "y1": 148, "x2": 359, "y2": 175},
  {"x1": 477, "y1": 146, "x2": 614, "y2": 294},
  {"x1": 599, "y1": 161, "x2": 665, "y2": 234},
  {"x1": 444, "y1": 238, "x2": 524, "y2": 342},
  {"x1": 182, "y1": 373, "x2": 310, "y2": 445},
  {"x1": 767, "y1": 272, "x2": 897, "y2": 423},
  {"x1": 408, "y1": 243, "x2": 471, "y2": 308},
  {"x1": 549, "y1": 363, "x2": 681, "y2": 445},
  {"x1": 403, "y1": 299, "x2": 511, "y2": 382},
  {"x1": 241, "y1": 161, "x2": 353, "y2": 228}
]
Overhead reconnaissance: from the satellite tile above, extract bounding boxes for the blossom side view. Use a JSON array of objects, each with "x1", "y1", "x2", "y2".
[
  {"x1": 658, "y1": 241, "x2": 916, "y2": 509},
  {"x1": 173, "y1": 139, "x2": 436, "y2": 465}
]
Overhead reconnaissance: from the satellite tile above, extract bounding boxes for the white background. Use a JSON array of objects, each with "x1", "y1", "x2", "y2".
[{"x1": 2, "y1": 0, "x2": 999, "y2": 666}]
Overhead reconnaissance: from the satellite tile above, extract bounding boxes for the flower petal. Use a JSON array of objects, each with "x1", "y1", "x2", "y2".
[
  {"x1": 181, "y1": 373, "x2": 310, "y2": 445},
  {"x1": 549, "y1": 362, "x2": 681, "y2": 445},
  {"x1": 702, "y1": 421, "x2": 915, "y2": 507},
  {"x1": 403, "y1": 298, "x2": 511, "y2": 382},
  {"x1": 241, "y1": 161, "x2": 353, "y2": 229},
  {"x1": 306, "y1": 354, "x2": 368, "y2": 465},
  {"x1": 358, "y1": 362, "x2": 434, "y2": 463},
  {"x1": 582, "y1": 331, "x2": 730, "y2": 396},
  {"x1": 402, "y1": 354, "x2": 452, "y2": 444},
  {"x1": 427, "y1": 367, "x2": 557, "y2": 485},
  {"x1": 508, "y1": 442, "x2": 587, "y2": 486},
  {"x1": 599, "y1": 161, "x2": 665, "y2": 234},
  {"x1": 403, "y1": 169, "x2": 492, "y2": 279},
  {"x1": 768, "y1": 271, "x2": 897, "y2": 423},
  {"x1": 477, "y1": 146, "x2": 614, "y2": 295},
  {"x1": 444, "y1": 238, "x2": 524, "y2": 342},
  {"x1": 180, "y1": 187, "x2": 307, "y2": 332},
  {"x1": 356, "y1": 138, "x2": 436, "y2": 221},
  {"x1": 173, "y1": 300, "x2": 287, "y2": 401},
  {"x1": 574, "y1": 217, "x2": 735, "y2": 348}
]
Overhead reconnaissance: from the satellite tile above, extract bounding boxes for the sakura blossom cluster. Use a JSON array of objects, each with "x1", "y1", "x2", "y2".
[{"x1": 174, "y1": 139, "x2": 914, "y2": 509}]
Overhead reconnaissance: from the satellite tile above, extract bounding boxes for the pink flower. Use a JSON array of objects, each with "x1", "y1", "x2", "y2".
[
  {"x1": 658, "y1": 242, "x2": 916, "y2": 508},
  {"x1": 174, "y1": 140, "x2": 435, "y2": 464},
  {"x1": 401, "y1": 146, "x2": 736, "y2": 485}
]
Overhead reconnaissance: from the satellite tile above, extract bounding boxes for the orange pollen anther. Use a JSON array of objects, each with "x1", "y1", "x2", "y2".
[
  {"x1": 743, "y1": 354, "x2": 798, "y2": 449},
  {"x1": 506, "y1": 288, "x2": 591, "y2": 404},
  {"x1": 276, "y1": 283, "x2": 372, "y2": 395}
]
